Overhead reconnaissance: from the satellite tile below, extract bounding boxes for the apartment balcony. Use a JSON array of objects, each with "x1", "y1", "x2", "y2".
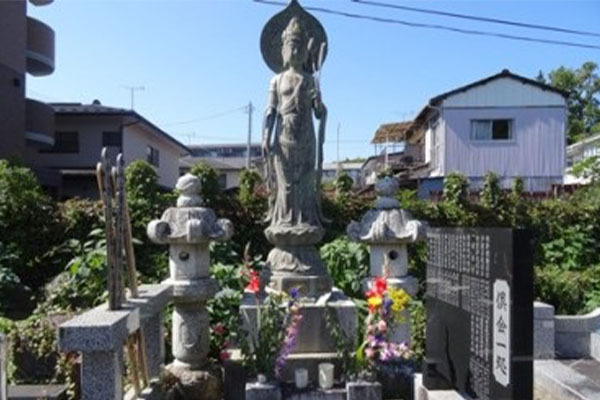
[
  {"x1": 29, "y1": 0, "x2": 54, "y2": 6},
  {"x1": 26, "y1": 17, "x2": 55, "y2": 76},
  {"x1": 25, "y1": 98, "x2": 55, "y2": 148}
]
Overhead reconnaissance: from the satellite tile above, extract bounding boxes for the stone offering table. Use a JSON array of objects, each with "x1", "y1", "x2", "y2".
[
  {"x1": 347, "y1": 176, "x2": 424, "y2": 343},
  {"x1": 245, "y1": 381, "x2": 382, "y2": 400},
  {"x1": 58, "y1": 284, "x2": 171, "y2": 400}
]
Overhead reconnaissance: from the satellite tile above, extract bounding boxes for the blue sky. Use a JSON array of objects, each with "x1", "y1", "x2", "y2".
[{"x1": 28, "y1": 0, "x2": 600, "y2": 162}]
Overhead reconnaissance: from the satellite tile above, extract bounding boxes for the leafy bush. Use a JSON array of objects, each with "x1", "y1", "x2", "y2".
[
  {"x1": 238, "y1": 169, "x2": 264, "y2": 210},
  {"x1": 42, "y1": 230, "x2": 108, "y2": 313},
  {"x1": 334, "y1": 171, "x2": 354, "y2": 195},
  {"x1": 0, "y1": 161, "x2": 64, "y2": 315},
  {"x1": 125, "y1": 160, "x2": 172, "y2": 281},
  {"x1": 58, "y1": 198, "x2": 103, "y2": 243},
  {"x1": 189, "y1": 162, "x2": 221, "y2": 208},
  {"x1": 541, "y1": 224, "x2": 596, "y2": 269},
  {"x1": 320, "y1": 237, "x2": 369, "y2": 298},
  {"x1": 442, "y1": 172, "x2": 469, "y2": 207},
  {"x1": 535, "y1": 264, "x2": 600, "y2": 315}
]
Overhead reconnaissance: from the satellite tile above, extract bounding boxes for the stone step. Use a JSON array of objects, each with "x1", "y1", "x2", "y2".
[
  {"x1": 534, "y1": 360, "x2": 600, "y2": 400},
  {"x1": 8, "y1": 384, "x2": 67, "y2": 400}
]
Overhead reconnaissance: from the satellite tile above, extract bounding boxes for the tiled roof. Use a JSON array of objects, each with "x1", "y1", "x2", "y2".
[{"x1": 51, "y1": 102, "x2": 129, "y2": 114}]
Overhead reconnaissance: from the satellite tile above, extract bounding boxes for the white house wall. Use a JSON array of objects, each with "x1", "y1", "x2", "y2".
[
  {"x1": 32, "y1": 115, "x2": 121, "y2": 168},
  {"x1": 123, "y1": 124, "x2": 181, "y2": 188},
  {"x1": 442, "y1": 77, "x2": 565, "y2": 108},
  {"x1": 442, "y1": 106, "x2": 566, "y2": 190}
]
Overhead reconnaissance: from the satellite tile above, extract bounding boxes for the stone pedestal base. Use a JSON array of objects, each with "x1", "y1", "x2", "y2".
[
  {"x1": 239, "y1": 291, "x2": 356, "y2": 381},
  {"x1": 241, "y1": 291, "x2": 356, "y2": 353},
  {"x1": 414, "y1": 374, "x2": 467, "y2": 400},
  {"x1": 244, "y1": 381, "x2": 382, "y2": 400},
  {"x1": 265, "y1": 246, "x2": 332, "y2": 299},
  {"x1": 164, "y1": 362, "x2": 223, "y2": 400}
]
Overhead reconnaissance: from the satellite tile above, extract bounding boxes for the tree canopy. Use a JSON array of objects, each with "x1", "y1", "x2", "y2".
[{"x1": 538, "y1": 61, "x2": 600, "y2": 144}]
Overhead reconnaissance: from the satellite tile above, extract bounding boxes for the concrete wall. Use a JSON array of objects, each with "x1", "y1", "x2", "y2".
[
  {"x1": 0, "y1": 1, "x2": 26, "y2": 159},
  {"x1": 534, "y1": 302, "x2": 600, "y2": 361},
  {"x1": 123, "y1": 123, "x2": 182, "y2": 188},
  {"x1": 32, "y1": 115, "x2": 121, "y2": 168}
]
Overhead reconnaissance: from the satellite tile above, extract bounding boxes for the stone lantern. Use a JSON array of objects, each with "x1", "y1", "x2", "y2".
[
  {"x1": 147, "y1": 173, "x2": 233, "y2": 399},
  {"x1": 347, "y1": 176, "x2": 425, "y2": 342}
]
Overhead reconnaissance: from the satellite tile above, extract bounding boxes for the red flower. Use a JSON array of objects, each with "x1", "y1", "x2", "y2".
[
  {"x1": 219, "y1": 350, "x2": 230, "y2": 361},
  {"x1": 246, "y1": 269, "x2": 260, "y2": 293},
  {"x1": 374, "y1": 276, "x2": 387, "y2": 296},
  {"x1": 213, "y1": 323, "x2": 226, "y2": 336}
]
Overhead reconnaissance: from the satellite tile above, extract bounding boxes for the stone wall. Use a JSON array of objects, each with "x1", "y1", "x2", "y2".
[{"x1": 534, "y1": 302, "x2": 600, "y2": 361}]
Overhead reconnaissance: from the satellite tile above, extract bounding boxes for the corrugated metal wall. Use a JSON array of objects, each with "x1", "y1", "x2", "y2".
[{"x1": 442, "y1": 106, "x2": 566, "y2": 190}]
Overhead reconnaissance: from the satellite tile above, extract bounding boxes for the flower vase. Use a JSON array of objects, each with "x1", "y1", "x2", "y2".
[{"x1": 245, "y1": 374, "x2": 282, "y2": 400}]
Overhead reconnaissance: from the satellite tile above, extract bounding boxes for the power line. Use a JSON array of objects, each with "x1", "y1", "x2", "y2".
[
  {"x1": 253, "y1": 0, "x2": 600, "y2": 51},
  {"x1": 353, "y1": 0, "x2": 600, "y2": 38},
  {"x1": 163, "y1": 105, "x2": 248, "y2": 127}
]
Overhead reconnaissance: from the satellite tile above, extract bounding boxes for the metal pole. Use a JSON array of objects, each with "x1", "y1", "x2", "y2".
[
  {"x1": 385, "y1": 131, "x2": 389, "y2": 169},
  {"x1": 0, "y1": 334, "x2": 6, "y2": 400},
  {"x1": 121, "y1": 85, "x2": 145, "y2": 110},
  {"x1": 246, "y1": 101, "x2": 253, "y2": 169},
  {"x1": 336, "y1": 122, "x2": 340, "y2": 175}
]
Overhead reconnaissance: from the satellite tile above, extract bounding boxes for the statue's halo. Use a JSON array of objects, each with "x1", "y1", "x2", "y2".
[{"x1": 260, "y1": 0, "x2": 328, "y2": 74}]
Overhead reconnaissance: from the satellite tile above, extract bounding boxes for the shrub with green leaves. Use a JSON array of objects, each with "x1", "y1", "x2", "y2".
[
  {"x1": 0, "y1": 160, "x2": 63, "y2": 314},
  {"x1": 320, "y1": 237, "x2": 369, "y2": 298},
  {"x1": 189, "y1": 162, "x2": 221, "y2": 207},
  {"x1": 535, "y1": 264, "x2": 600, "y2": 315}
]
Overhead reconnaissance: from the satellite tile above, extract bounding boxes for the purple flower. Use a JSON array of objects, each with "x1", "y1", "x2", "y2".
[{"x1": 290, "y1": 287, "x2": 300, "y2": 299}]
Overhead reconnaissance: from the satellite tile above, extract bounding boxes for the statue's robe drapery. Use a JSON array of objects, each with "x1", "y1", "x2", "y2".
[{"x1": 266, "y1": 71, "x2": 323, "y2": 230}]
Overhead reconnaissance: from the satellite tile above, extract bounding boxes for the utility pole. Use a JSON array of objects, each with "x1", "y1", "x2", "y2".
[
  {"x1": 122, "y1": 85, "x2": 145, "y2": 110},
  {"x1": 385, "y1": 130, "x2": 389, "y2": 169},
  {"x1": 246, "y1": 101, "x2": 254, "y2": 169},
  {"x1": 183, "y1": 132, "x2": 196, "y2": 145},
  {"x1": 336, "y1": 122, "x2": 341, "y2": 176}
]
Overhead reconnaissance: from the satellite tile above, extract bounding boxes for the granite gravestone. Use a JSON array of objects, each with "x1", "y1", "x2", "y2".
[{"x1": 423, "y1": 228, "x2": 533, "y2": 400}]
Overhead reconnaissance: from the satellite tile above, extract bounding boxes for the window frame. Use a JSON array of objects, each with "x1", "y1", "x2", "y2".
[
  {"x1": 40, "y1": 131, "x2": 79, "y2": 153},
  {"x1": 102, "y1": 131, "x2": 122, "y2": 149},
  {"x1": 146, "y1": 145, "x2": 160, "y2": 167},
  {"x1": 470, "y1": 119, "x2": 514, "y2": 142}
]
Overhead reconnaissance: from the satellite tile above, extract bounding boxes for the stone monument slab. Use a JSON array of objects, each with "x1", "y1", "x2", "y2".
[{"x1": 423, "y1": 228, "x2": 533, "y2": 400}]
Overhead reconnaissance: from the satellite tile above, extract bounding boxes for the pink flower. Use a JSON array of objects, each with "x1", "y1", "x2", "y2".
[
  {"x1": 377, "y1": 320, "x2": 387, "y2": 333},
  {"x1": 365, "y1": 348, "x2": 376, "y2": 359}
]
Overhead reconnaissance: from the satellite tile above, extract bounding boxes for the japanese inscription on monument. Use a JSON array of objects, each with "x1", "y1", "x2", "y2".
[{"x1": 423, "y1": 228, "x2": 533, "y2": 400}]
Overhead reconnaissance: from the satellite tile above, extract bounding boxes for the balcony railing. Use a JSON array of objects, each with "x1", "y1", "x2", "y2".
[
  {"x1": 26, "y1": 17, "x2": 55, "y2": 76},
  {"x1": 25, "y1": 98, "x2": 55, "y2": 148}
]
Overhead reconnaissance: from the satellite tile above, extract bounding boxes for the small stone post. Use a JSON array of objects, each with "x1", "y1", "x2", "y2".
[
  {"x1": 1, "y1": 334, "x2": 7, "y2": 400},
  {"x1": 147, "y1": 173, "x2": 233, "y2": 400},
  {"x1": 347, "y1": 176, "x2": 424, "y2": 343}
]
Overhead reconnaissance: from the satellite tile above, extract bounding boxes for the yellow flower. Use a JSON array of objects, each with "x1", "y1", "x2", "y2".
[
  {"x1": 389, "y1": 288, "x2": 411, "y2": 315},
  {"x1": 367, "y1": 295, "x2": 382, "y2": 310}
]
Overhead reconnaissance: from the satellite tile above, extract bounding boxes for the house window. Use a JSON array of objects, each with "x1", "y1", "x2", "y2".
[
  {"x1": 471, "y1": 119, "x2": 513, "y2": 141},
  {"x1": 147, "y1": 145, "x2": 160, "y2": 167},
  {"x1": 102, "y1": 131, "x2": 122, "y2": 148},
  {"x1": 41, "y1": 131, "x2": 79, "y2": 153},
  {"x1": 218, "y1": 173, "x2": 227, "y2": 189}
]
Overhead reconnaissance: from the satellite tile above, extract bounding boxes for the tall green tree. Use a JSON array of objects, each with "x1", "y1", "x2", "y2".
[{"x1": 538, "y1": 62, "x2": 600, "y2": 143}]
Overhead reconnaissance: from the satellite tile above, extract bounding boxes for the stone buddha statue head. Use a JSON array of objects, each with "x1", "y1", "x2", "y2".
[{"x1": 281, "y1": 17, "x2": 308, "y2": 70}]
